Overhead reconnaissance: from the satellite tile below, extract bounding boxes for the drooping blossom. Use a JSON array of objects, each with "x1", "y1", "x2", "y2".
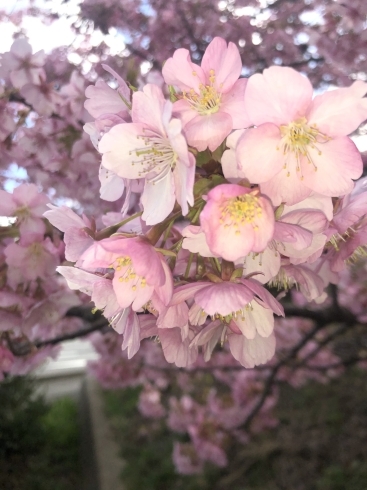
[
  {"x1": 162, "y1": 37, "x2": 251, "y2": 151},
  {"x1": 170, "y1": 276, "x2": 283, "y2": 367},
  {"x1": 200, "y1": 184, "x2": 275, "y2": 261},
  {"x1": 237, "y1": 66, "x2": 366, "y2": 205},
  {"x1": 99, "y1": 83, "x2": 195, "y2": 224}
]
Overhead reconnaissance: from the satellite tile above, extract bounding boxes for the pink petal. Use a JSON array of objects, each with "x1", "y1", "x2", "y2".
[
  {"x1": 184, "y1": 111, "x2": 232, "y2": 152},
  {"x1": 274, "y1": 221, "x2": 313, "y2": 249},
  {"x1": 243, "y1": 247, "x2": 281, "y2": 284},
  {"x1": 141, "y1": 171, "x2": 175, "y2": 225},
  {"x1": 99, "y1": 123, "x2": 146, "y2": 179},
  {"x1": 245, "y1": 66, "x2": 313, "y2": 126},
  {"x1": 154, "y1": 259, "x2": 174, "y2": 307},
  {"x1": 307, "y1": 81, "x2": 367, "y2": 138},
  {"x1": 201, "y1": 37, "x2": 242, "y2": 93},
  {"x1": 260, "y1": 168, "x2": 311, "y2": 206},
  {"x1": 236, "y1": 124, "x2": 283, "y2": 183},
  {"x1": 182, "y1": 225, "x2": 217, "y2": 257},
  {"x1": 220, "y1": 78, "x2": 251, "y2": 128},
  {"x1": 132, "y1": 84, "x2": 167, "y2": 134},
  {"x1": 228, "y1": 331, "x2": 276, "y2": 367},
  {"x1": 121, "y1": 310, "x2": 141, "y2": 358},
  {"x1": 240, "y1": 279, "x2": 284, "y2": 316},
  {"x1": 194, "y1": 282, "x2": 254, "y2": 316},
  {"x1": 280, "y1": 209, "x2": 328, "y2": 235},
  {"x1": 301, "y1": 137, "x2": 362, "y2": 196},
  {"x1": 159, "y1": 327, "x2": 198, "y2": 367},
  {"x1": 84, "y1": 80, "x2": 128, "y2": 118},
  {"x1": 162, "y1": 49, "x2": 205, "y2": 92}
]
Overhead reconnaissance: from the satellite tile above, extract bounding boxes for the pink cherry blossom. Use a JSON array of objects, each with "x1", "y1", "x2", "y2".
[
  {"x1": 174, "y1": 277, "x2": 283, "y2": 365},
  {"x1": 20, "y1": 73, "x2": 63, "y2": 116},
  {"x1": 0, "y1": 38, "x2": 46, "y2": 89},
  {"x1": 76, "y1": 236, "x2": 173, "y2": 311},
  {"x1": 0, "y1": 183, "x2": 49, "y2": 236},
  {"x1": 5, "y1": 234, "x2": 59, "y2": 287},
  {"x1": 200, "y1": 184, "x2": 275, "y2": 261},
  {"x1": 99, "y1": 84, "x2": 195, "y2": 224},
  {"x1": 326, "y1": 178, "x2": 367, "y2": 271},
  {"x1": 237, "y1": 66, "x2": 366, "y2": 205},
  {"x1": 162, "y1": 37, "x2": 251, "y2": 151}
]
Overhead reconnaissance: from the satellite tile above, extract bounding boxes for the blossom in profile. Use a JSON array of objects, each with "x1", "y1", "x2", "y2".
[
  {"x1": 44, "y1": 204, "x2": 94, "y2": 262},
  {"x1": 200, "y1": 184, "x2": 275, "y2": 261},
  {"x1": 237, "y1": 66, "x2": 366, "y2": 205},
  {"x1": 84, "y1": 64, "x2": 131, "y2": 121},
  {"x1": 99, "y1": 84, "x2": 195, "y2": 224},
  {"x1": 326, "y1": 177, "x2": 367, "y2": 271},
  {"x1": 162, "y1": 37, "x2": 251, "y2": 151}
]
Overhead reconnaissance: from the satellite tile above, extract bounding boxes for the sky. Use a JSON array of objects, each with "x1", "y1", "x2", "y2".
[
  {"x1": 0, "y1": 0, "x2": 129, "y2": 57},
  {"x1": 0, "y1": 0, "x2": 80, "y2": 53}
]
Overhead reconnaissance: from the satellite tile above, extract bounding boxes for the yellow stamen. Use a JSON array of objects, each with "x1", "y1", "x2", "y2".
[
  {"x1": 220, "y1": 193, "x2": 262, "y2": 232},
  {"x1": 279, "y1": 117, "x2": 331, "y2": 177},
  {"x1": 183, "y1": 69, "x2": 222, "y2": 116}
]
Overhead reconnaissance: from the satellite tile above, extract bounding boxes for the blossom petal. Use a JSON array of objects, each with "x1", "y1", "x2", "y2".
[
  {"x1": 162, "y1": 49, "x2": 205, "y2": 92},
  {"x1": 201, "y1": 37, "x2": 242, "y2": 93},
  {"x1": 307, "y1": 81, "x2": 367, "y2": 138},
  {"x1": 245, "y1": 66, "x2": 313, "y2": 126},
  {"x1": 221, "y1": 78, "x2": 251, "y2": 128},
  {"x1": 260, "y1": 168, "x2": 312, "y2": 206},
  {"x1": 141, "y1": 171, "x2": 175, "y2": 225},
  {"x1": 184, "y1": 112, "x2": 232, "y2": 152},
  {"x1": 100, "y1": 123, "x2": 146, "y2": 179},
  {"x1": 236, "y1": 124, "x2": 283, "y2": 183},
  {"x1": 301, "y1": 137, "x2": 362, "y2": 196}
]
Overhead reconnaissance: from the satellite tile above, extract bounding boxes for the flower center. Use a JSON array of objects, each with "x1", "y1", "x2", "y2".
[
  {"x1": 129, "y1": 129, "x2": 178, "y2": 183},
  {"x1": 220, "y1": 193, "x2": 262, "y2": 235},
  {"x1": 268, "y1": 269, "x2": 296, "y2": 291},
  {"x1": 112, "y1": 256, "x2": 147, "y2": 290},
  {"x1": 213, "y1": 305, "x2": 253, "y2": 323},
  {"x1": 328, "y1": 228, "x2": 367, "y2": 264},
  {"x1": 15, "y1": 205, "x2": 30, "y2": 222},
  {"x1": 279, "y1": 117, "x2": 331, "y2": 178},
  {"x1": 183, "y1": 69, "x2": 222, "y2": 116}
]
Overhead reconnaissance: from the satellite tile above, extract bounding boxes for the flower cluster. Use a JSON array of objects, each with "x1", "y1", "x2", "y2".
[{"x1": 50, "y1": 37, "x2": 367, "y2": 369}]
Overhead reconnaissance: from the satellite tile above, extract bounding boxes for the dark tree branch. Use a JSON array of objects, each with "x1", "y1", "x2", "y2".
[{"x1": 34, "y1": 316, "x2": 108, "y2": 349}]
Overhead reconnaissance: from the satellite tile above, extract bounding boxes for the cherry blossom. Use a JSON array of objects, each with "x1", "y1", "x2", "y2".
[
  {"x1": 163, "y1": 37, "x2": 251, "y2": 151},
  {"x1": 237, "y1": 67, "x2": 366, "y2": 205}
]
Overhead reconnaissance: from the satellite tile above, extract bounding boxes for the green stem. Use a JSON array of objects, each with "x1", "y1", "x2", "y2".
[
  {"x1": 184, "y1": 252, "x2": 195, "y2": 279},
  {"x1": 212, "y1": 257, "x2": 222, "y2": 274},
  {"x1": 160, "y1": 219, "x2": 174, "y2": 248},
  {"x1": 95, "y1": 211, "x2": 143, "y2": 240},
  {"x1": 0, "y1": 226, "x2": 19, "y2": 239}
]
